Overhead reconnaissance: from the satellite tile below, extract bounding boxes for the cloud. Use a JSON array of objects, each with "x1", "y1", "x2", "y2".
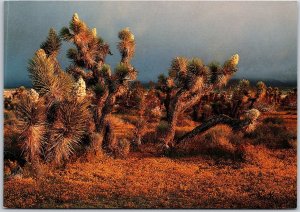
[{"x1": 4, "y1": 1, "x2": 297, "y2": 87}]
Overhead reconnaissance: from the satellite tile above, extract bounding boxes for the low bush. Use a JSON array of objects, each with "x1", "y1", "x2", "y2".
[
  {"x1": 114, "y1": 139, "x2": 131, "y2": 158},
  {"x1": 156, "y1": 121, "x2": 169, "y2": 140},
  {"x1": 173, "y1": 125, "x2": 245, "y2": 161},
  {"x1": 262, "y1": 117, "x2": 284, "y2": 125},
  {"x1": 246, "y1": 122, "x2": 296, "y2": 149}
]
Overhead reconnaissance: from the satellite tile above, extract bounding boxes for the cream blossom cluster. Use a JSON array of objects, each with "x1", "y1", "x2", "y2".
[
  {"x1": 229, "y1": 54, "x2": 239, "y2": 67},
  {"x1": 73, "y1": 76, "x2": 86, "y2": 98},
  {"x1": 245, "y1": 109, "x2": 261, "y2": 122},
  {"x1": 29, "y1": 89, "x2": 39, "y2": 103},
  {"x1": 92, "y1": 28, "x2": 97, "y2": 37}
]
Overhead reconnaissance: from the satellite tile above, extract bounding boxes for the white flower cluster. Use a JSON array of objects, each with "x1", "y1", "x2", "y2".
[
  {"x1": 29, "y1": 89, "x2": 39, "y2": 103},
  {"x1": 73, "y1": 76, "x2": 86, "y2": 98},
  {"x1": 245, "y1": 109, "x2": 260, "y2": 122},
  {"x1": 92, "y1": 28, "x2": 97, "y2": 37},
  {"x1": 230, "y1": 54, "x2": 239, "y2": 67}
]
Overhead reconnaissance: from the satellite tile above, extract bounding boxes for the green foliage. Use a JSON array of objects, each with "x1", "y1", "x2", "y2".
[
  {"x1": 28, "y1": 49, "x2": 57, "y2": 96},
  {"x1": 187, "y1": 58, "x2": 206, "y2": 76},
  {"x1": 208, "y1": 61, "x2": 221, "y2": 84},
  {"x1": 40, "y1": 28, "x2": 62, "y2": 56},
  {"x1": 67, "y1": 48, "x2": 79, "y2": 61},
  {"x1": 118, "y1": 28, "x2": 135, "y2": 64},
  {"x1": 60, "y1": 27, "x2": 73, "y2": 41},
  {"x1": 93, "y1": 83, "x2": 106, "y2": 97},
  {"x1": 115, "y1": 63, "x2": 131, "y2": 80},
  {"x1": 169, "y1": 57, "x2": 188, "y2": 78},
  {"x1": 100, "y1": 64, "x2": 112, "y2": 79}
]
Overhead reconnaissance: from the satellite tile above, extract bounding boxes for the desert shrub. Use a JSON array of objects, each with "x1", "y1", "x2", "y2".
[
  {"x1": 173, "y1": 125, "x2": 245, "y2": 161},
  {"x1": 156, "y1": 121, "x2": 169, "y2": 141},
  {"x1": 4, "y1": 160, "x2": 23, "y2": 179},
  {"x1": 156, "y1": 121, "x2": 169, "y2": 134},
  {"x1": 246, "y1": 122, "x2": 296, "y2": 149},
  {"x1": 114, "y1": 139, "x2": 131, "y2": 158},
  {"x1": 4, "y1": 127, "x2": 25, "y2": 165},
  {"x1": 4, "y1": 111, "x2": 17, "y2": 126},
  {"x1": 142, "y1": 131, "x2": 158, "y2": 143},
  {"x1": 262, "y1": 117, "x2": 284, "y2": 125}
]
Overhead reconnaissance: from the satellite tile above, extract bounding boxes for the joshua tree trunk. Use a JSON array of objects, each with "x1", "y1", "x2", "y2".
[
  {"x1": 176, "y1": 114, "x2": 251, "y2": 144},
  {"x1": 94, "y1": 90, "x2": 109, "y2": 131},
  {"x1": 164, "y1": 103, "x2": 181, "y2": 147},
  {"x1": 164, "y1": 92, "x2": 172, "y2": 120},
  {"x1": 93, "y1": 84, "x2": 126, "y2": 151},
  {"x1": 164, "y1": 90, "x2": 203, "y2": 147}
]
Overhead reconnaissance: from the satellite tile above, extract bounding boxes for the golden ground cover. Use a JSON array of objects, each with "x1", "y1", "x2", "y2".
[{"x1": 3, "y1": 111, "x2": 297, "y2": 209}]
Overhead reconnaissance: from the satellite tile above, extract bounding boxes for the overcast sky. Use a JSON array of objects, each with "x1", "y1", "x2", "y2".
[{"x1": 4, "y1": 1, "x2": 298, "y2": 87}]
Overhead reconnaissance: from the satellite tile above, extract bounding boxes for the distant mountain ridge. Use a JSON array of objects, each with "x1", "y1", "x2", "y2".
[
  {"x1": 141, "y1": 78, "x2": 297, "y2": 89},
  {"x1": 4, "y1": 78, "x2": 297, "y2": 89}
]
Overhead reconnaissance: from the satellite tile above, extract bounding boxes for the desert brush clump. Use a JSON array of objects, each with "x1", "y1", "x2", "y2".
[
  {"x1": 246, "y1": 117, "x2": 296, "y2": 149},
  {"x1": 113, "y1": 139, "x2": 131, "y2": 158},
  {"x1": 172, "y1": 125, "x2": 245, "y2": 161}
]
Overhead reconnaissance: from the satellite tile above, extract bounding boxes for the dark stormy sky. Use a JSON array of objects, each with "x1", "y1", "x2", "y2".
[{"x1": 4, "y1": 1, "x2": 298, "y2": 88}]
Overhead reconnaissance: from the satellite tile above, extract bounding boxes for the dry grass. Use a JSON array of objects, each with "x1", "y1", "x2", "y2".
[
  {"x1": 246, "y1": 117, "x2": 296, "y2": 149},
  {"x1": 3, "y1": 110, "x2": 297, "y2": 209},
  {"x1": 173, "y1": 125, "x2": 245, "y2": 161},
  {"x1": 4, "y1": 146, "x2": 296, "y2": 208}
]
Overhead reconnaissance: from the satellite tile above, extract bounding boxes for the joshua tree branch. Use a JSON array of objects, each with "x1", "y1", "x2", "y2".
[{"x1": 176, "y1": 114, "x2": 251, "y2": 144}]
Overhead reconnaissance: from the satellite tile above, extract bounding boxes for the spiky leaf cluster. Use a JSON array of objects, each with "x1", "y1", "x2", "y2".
[
  {"x1": 46, "y1": 99, "x2": 90, "y2": 165},
  {"x1": 15, "y1": 94, "x2": 47, "y2": 163},
  {"x1": 40, "y1": 28, "x2": 62, "y2": 57},
  {"x1": 114, "y1": 63, "x2": 137, "y2": 83},
  {"x1": 61, "y1": 13, "x2": 111, "y2": 74},
  {"x1": 28, "y1": 49, "x2": 74, "y2": 101},
  {"x1": 118, "y1": 27, "x2": 135, "y2": 65},
  {"x1": 167, "y1": 54, "x2": 239, "y2": 93}
]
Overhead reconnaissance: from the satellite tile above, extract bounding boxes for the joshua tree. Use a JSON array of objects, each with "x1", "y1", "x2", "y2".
[
  {"x1": 13, "y1": 13, "x2": 138, "y2": 166},
  {"x1": 60, "y1": 14, "x2": 137, "y2": 153},
  {"x1": 281, "y1": 88, "x2": 297, "y2": 108},
  {"x1": 117, "y1": 81, "x2": 146, "y2": 113},
  {"x1": 228, "y1": 79, "x2": 253, "y2": 117},
  {"x1": 247, "y1": 81, "x2": 267, "y2": 109},
  {"x1": 162, "y1": 55, "x2": 241, "y2": 148}
]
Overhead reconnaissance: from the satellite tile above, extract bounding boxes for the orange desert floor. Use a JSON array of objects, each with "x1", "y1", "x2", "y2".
[{"x1": 3, "y1": 111, "x2": 297, "y2": 209}]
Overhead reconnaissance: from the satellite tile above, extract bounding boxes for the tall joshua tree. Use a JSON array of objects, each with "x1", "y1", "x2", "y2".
[
  {"x1": 61, "y1": 14, "x2": 137, "y2": 152},
  {"x1": 162, "y1": 55, "x2": 241, "y2": 148}
]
